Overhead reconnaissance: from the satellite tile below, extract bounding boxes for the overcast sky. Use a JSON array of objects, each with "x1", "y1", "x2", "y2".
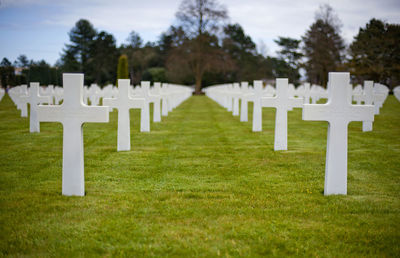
[{"x1": 1, "y1": 0, "x2": 399, "y2": 65}]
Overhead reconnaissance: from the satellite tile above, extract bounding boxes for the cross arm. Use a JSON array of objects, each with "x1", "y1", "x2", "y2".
[
  {"x1": 103, "y1": 98, "x2": 117, "y2": 108},
  {"x1": 353, "y1": 94, "x2": 364, "y2": 103},
  {"x1": 261, "y1": 96, "x2": 277, "y2": 108},
  {"x1": 149, "y1": 94, "x2": 161, "y2": 102},
  {"x1": 373, "y1": 93, "x2": 385, "y2": 103},
  {"x1": 348, "y1": 105, "x2": 374, "y2": 122},
  {"x1": 37, "y1": 105, "x2": 63, "y2": 123},
  {"x1": 40, "y1": 96, "x2": 52, "y2": 104},
  {"x1": 302, "y1": 104, "x2": 330, "y2": 122},
  {"x1": 129, "y1": 98, "x2": 146, "y2": 109},
  {"x1": 82, "y1": 106, "x2": 109, "y2": 123},
  {"x1": 289, "y1": 97, "x2": 303, "y2": 109}
]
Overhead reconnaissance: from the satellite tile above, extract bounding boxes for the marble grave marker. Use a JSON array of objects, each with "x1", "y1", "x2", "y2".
[
  {"x1": 37, "y1": 73, "x2": 109, "y2": 196},
  {"x1": 302, "y1": 72, "x2": 374, "y2": 195}
]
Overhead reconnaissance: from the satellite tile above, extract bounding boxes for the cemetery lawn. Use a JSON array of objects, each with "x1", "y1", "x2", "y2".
[{"x1": 0, "y1": 94, "x2": 399, "y2": 257}]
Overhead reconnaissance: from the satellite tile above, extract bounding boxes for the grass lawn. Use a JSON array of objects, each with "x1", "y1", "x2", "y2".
[{"x1": 0, "y1": 93, "x2": 399, "y2": 257}]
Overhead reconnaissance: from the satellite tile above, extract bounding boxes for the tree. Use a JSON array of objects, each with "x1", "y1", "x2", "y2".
[
  {"x1": 349, "y1": 19, "x2": 400, "y2": 88},
  {"x1": 274, "y1": 37, "x2": 302, "y2": 84},
  {"x1": 61, "y1": 19, "x2": 97, "y2": 83},
  {"x1": 176, "y1": 0, "x2": 227, "y2": 37},
  {"x1": 14, "y1": 55, "x2": 29, "y2": 68},
  {"x1": 142, "y1": 67, "x2": 167, "y2": 82},
  {"x1": 1, "y1": 58, "x2": 12, "y2": 67},
  {"x1": 117, "y1": 54, "x2": 129, "y2": 85},
  {"x1": 126, "y1": 31, "x2": 143, "y2": 48},
  {"x1": 302, "y1": 5, "x2": 345, "y2": 86},
  {"x1": 0, "y1": 58, "x2": 15, "y2": 87},
  {"x1": 222, "y1": 23, "x2": 258, "y2": 81},
  {"x1": 175, "y1": 0, "x2": 228, "y2": 93},
  {"x1": 26, "y1": 60, "x2": 60, "y2": 85},
  {"x1": 123, "y1": 44, "x2": 161, "y2": 85},
  {"x1": 315, "y1": 3, "x2": 342, "y2": 32},
  {"x1": 89, "y1": 31, "x2": 118, "y2": 85}
]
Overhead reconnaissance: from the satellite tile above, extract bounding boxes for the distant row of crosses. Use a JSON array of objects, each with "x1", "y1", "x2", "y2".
[
  {"x1": 16, "y1": 72, "x2": 376, "y2": 197},
  {"x1": 20, "y1": 74, "x2": 192, "y2": 196},
  {"x1": 206, "y1": 72, "x2": 376, "y2": 196}
]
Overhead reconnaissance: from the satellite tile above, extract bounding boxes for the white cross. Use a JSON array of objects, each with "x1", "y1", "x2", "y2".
[
  {"x1": 302, "y1": 72, "x2": 374, "y2": 195},
  {"x1": 37, "y1": 74, "x2": 109, "y2": 196},
  {"x1": 226, "y1": 84, "x2": 233, "y2": 112},
  {"x1": 259, "y1": 78, "x2": 303, "y2": 150},
  {"x1": 161, "y1": 84, "x2": 169, "y2": 117},
  {"x1": 240, "y1": 82, "x2": 249, "y2": 122},
  {"x1": 372, "y1": 84, "x2": 386, "y2": 115},
  {"x1": 252, "y1": 81, "x2": 263, "y2": 132},
  {"x1": 0, "y1": 88, "x2": 4, "y2": 102},
  {"x1": 103, "y1": 79, "x2": 145, "y2": 151},
  {"x1": 40, "y1": 85, "x2": 55, "y2": 105},
  {"x1": 152, "y1": 83, "x2": 162, "y2": 122},
  {"x1": 362, "y1": 81, "x2": 374, "y2": 132},
  {"x1": 303, "y1": 83, "x2": 311, "y2": 104},
  {"x1": 88, "y1": 84, "x2": 102, "y2": 106},
  {"x1": 20, "y1": 82, "x2": 51, "y2": 132},
  {"x1": 137, "y1": 81, "x2": 151, "y2": 132},
  {"x1": 16, "y1": 85, "x2": 29, "y2": 117},
  {"x1": 232, "y1": 83, "x2": 241, "y2": 116},
  {"x1": 394, "y1": 86, "x2": 400, "y2": 102},
  {"x1": 54, "y1": 87, "x2": 64, "y2": 105}
]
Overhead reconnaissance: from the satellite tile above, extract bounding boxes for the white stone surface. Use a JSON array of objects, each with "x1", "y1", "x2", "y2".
[
  {"x1": 303, "y1": 83, "x2": 311, "y2": 104},
  {"x1": 88, "y1": 84, "x2": 102, "y2": 106},
  {"x1": 20, "y1": 83, "x2": 51, "y2": 132},
  {"x1": 302, "y1": 72, "x2": 374, "y2": 195},
  {"x1": 240, "y1": 82, "x2": 249, "y2": 122},
  {"x1": 373, "y1": 83, "x2": 387, "y2": 115},
  {"x1": 102, "y1": 84, "x2": 117, "y2": 112},
  {"x1": 161, "y1": 84, "x2": 169, "y2": 117},
  {"x1": 40, "y1": 85, "x2": 55, "y2": 105},
  {"x1": 252, "y1": 81, "x2": 263, "y2": 132},
  {"x1": 261, "y1": 78, "x2": 303, "y2": 151},
  {"x1": 352, "y1": 84, "x2": 363, "y2": 104},
  {"x1": 288, "y1": 83, "x2": 296, "y2": 98},
  {"x1": 264, "y1": 85, "x2": 275, "y2": 97},
  {"x1": 232, "y1": 83, "x2": 241, "y2": 116},
  {"x1": 103, "y1": 79, "x2": 145, "y2": 151},
  {"x1": 37, "y1": 73, "x2": 109, "y2": 196},
  {"x1": 394, "y1": 86, "x2": 400, "y2": 102},
  {"x1": 54, "y1": 86, "x2": 64, "y2": 105},
  {"x1": 0, "y1": 88, "x2": 5, "y2": 102},
  {"x1": 9, "y1": 85, "x2": 29, "y2": 117},
  {"x1": 152, "y1": 83, "x2": 162, "y2": 122},
  {"x1": 310, "y1": 85, "x2": 328, "y2": 104},
  {"x1": 18, "y1": 85, "x2": 29, "y2": 117},
  {"x1": 138, "y1": 81, "x2": 151, "y2": 132},
  {"x1": 362, "y1": 81, "x2": 374, "y2": 132}
]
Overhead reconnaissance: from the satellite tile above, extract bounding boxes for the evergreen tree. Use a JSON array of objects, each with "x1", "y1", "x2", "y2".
[
  {"x1": 349, "y1": 19, "x2": 400, "y2": 88},
  {"x1": 222, "y1": 23, "x2": 257, "y2": 81},
  {"x1": 89, "y1": 31, "x2": 118, "y2": 85},
  {"x1": 274, "y1": 37, "x2": 302, "y2": 84},
  {"x1": 126, "y1": 31, "x2": 143, "y2": 49},
  {"x1": 14, "y1": 55, "x2": 29, "y2": 68},
  {"x1": 302, "y1": 5, "x2": 345, "y2": 86},
  {"x1": 0, "y1": 58, "x2": 15, "y2": 87},
  {"x1": 27, "y1": 60, "x2": 60, "y2": 85},
  {"x1": 61, "y1": 19, "x2": 97, "y2": 83},
  {"x1": 117, "y1": 54, "x2": 129, "y2": 86}
]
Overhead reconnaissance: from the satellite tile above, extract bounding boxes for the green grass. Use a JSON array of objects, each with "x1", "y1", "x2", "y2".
[{"x1": 0, "y1": 94, "x2": 399, "y2": 257}]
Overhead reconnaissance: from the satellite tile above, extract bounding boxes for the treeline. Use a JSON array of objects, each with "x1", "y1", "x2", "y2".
[
  {"x1": 0, "y1": 57, "x2": 62, "y2": 87},
  {"x1": 1, "y1": 1, "x2": 399, "y2": 93}
]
